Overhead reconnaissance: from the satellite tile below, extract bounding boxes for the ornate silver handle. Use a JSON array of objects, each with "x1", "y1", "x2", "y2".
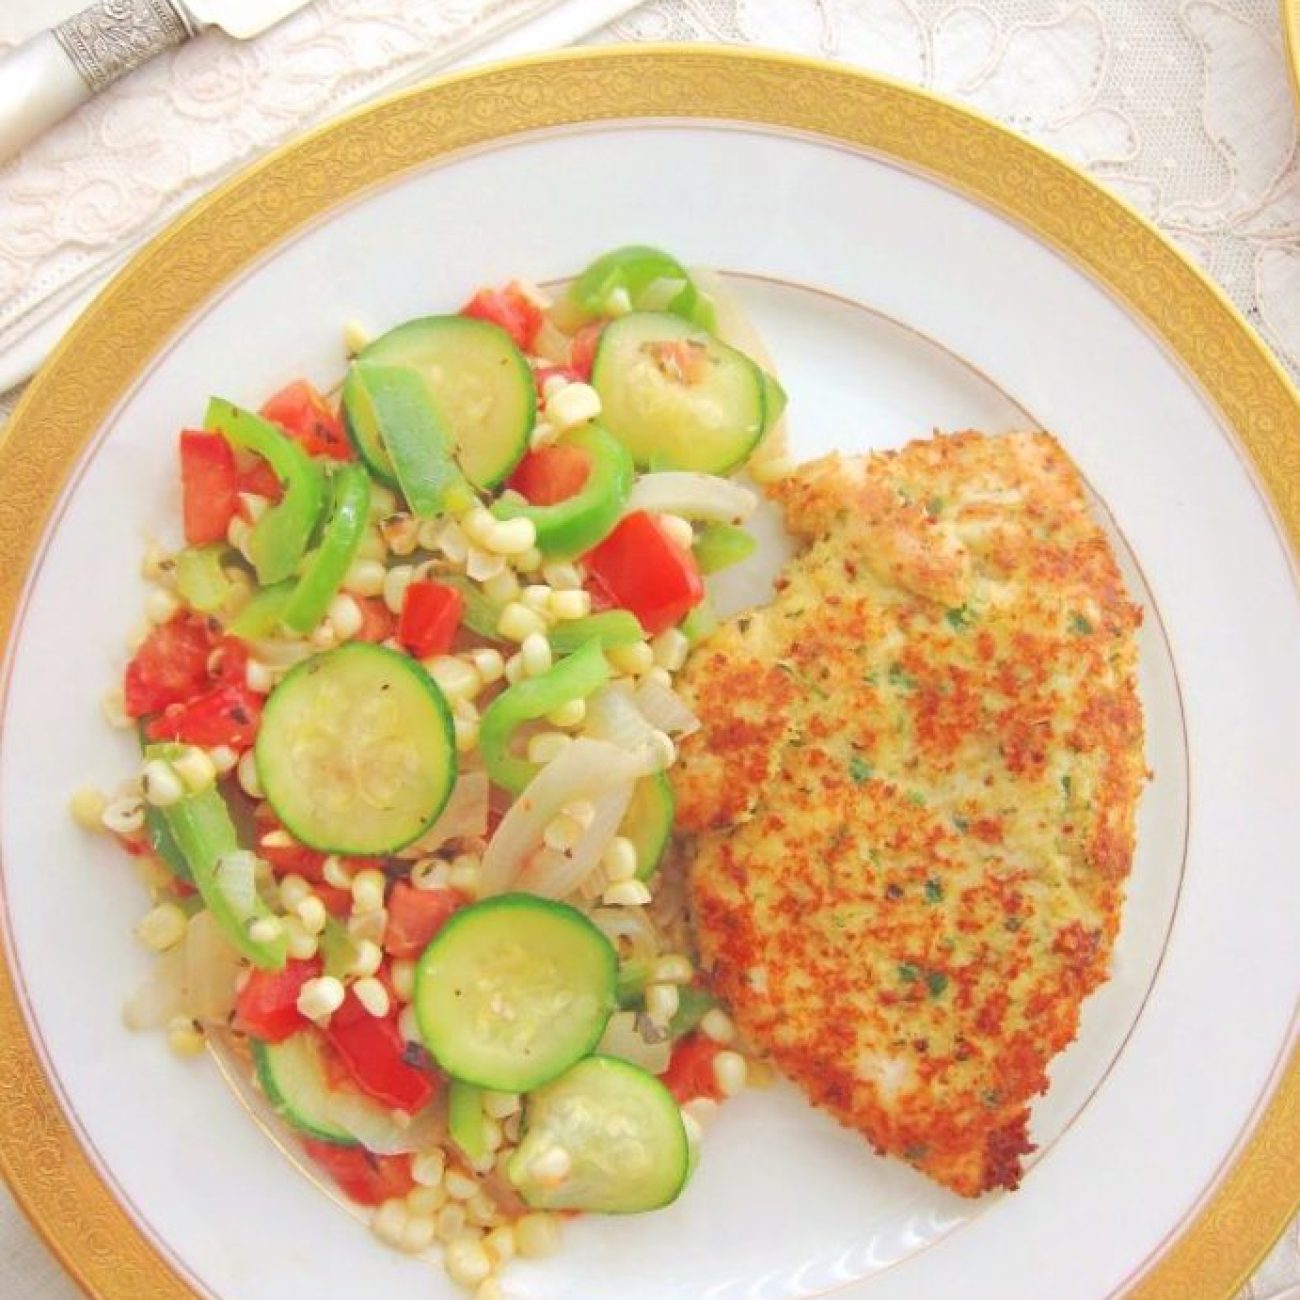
[{"x1": 0, "y1": 0, "x2": 193, "y2": 163}]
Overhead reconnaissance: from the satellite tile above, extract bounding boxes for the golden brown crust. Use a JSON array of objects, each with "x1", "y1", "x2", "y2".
[{"x1": 675, "y1": 430, "x2": 1145, "y2": 1197}]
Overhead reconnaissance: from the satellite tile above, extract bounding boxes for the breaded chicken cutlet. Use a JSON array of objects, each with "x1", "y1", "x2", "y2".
[{"x1": 673, "y1": 430, "x2": 1145, "y2": 1197}]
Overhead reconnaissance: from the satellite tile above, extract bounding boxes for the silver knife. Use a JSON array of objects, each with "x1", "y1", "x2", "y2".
[{"x1": 0, "y1": 0, "x2": 312, "y2": 164}]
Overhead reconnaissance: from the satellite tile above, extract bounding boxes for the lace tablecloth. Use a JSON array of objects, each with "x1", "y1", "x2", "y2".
[{"x1": 0, "y1": 2, "x2": 1297, "y2": 1297}]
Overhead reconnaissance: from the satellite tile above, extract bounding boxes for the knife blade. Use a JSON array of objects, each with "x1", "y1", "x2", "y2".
[{"x1": 0, "y1": 0, "x2": 314, "y2": 164}]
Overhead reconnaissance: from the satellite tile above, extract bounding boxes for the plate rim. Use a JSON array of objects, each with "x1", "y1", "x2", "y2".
[
  {"x1": 1284, "y1": 0, "x2": 1300, "y2": 107},
  {"x1": 0, "y1": 44, "x2": 1298, "y2": 1300}
]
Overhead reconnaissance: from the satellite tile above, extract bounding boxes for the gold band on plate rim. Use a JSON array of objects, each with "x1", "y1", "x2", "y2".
[
  {"x1": 0, "y1": 46, "x2": 1297, "y2": 1300},
  {"x1": 1285, "y1": 0, "x2": 1300, "y2": 105}
]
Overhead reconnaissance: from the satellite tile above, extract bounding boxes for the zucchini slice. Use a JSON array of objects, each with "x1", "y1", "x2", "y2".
[
  {"x1": 591, "y1": 311, "x2": 767, "y2": 474},
  {"x1": 343, "y1": 315, "x2": 534, "y2": 491},
  {"x1": 253, "y1": 1032, "x2": 358, "y2": 1146},
  {"x1": 255, "y1": 643, "x2": 456, "y2": 856},
  {"x1": 621, "y1": 772, "x2": 675, "y2": 880},
  {"x1": 415, "y1": 894, "x2": 616, "y2": 1092},
  {"x1": 507, "y1": 1055, "x2": 690, "y2": 1214}
]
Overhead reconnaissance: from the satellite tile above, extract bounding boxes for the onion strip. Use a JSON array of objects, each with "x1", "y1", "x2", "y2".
[{"x1": 626, "y1": 472, "x2": 757, "y2": 523}]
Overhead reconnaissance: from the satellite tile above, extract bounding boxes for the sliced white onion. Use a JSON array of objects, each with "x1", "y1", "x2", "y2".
[
  {"x1": 637, "y1": 276, "x2": 688, "y2": 312},
  {"x1": 215, "y1": 850, "x2": 257, "y2": 915},
  {"x1": 531, "y1": 316, "x2": 572, "y2": 367},
  {"x1": 328, "y1": 1093, "x2": 446, "y2": 1155},
  {"x1": 184, "y1": 908, "x2": 242, "y2": 1024},
  {"x1": 597, "y1": 1010, "x2": 672, "y2": 1075},
  {"x1": 396, "y1": 772, "x2": 490, "y2": 858},
  {"x1": 626, "y1": 472, "x2": 757, "y2": 523},
  {"x1": 518, "y1": 780, "x2": 633, "y2": 900},
  {"x1": 585, "y1": 682, "x2": 658, "y2": 752},
  {"x1": 634, "y1": 680, "x2": 700, "y2": 737},
  {"x1": 481, "y1": 739, "x2": 645, "y2": 896},
  {"x1": 122, "y1": 946, "x2": 188, "y2": 1031},
  {"x1": 244, "y1": 637, "x2": 314, "y2": 669},
  {"x1": 590, "y1": 907, "x2": 659, "y2": 965}
]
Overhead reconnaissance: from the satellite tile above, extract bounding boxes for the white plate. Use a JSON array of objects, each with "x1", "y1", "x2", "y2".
[{"x1": 1, "y1": 49, "x2": 1297, "y2": 1300}]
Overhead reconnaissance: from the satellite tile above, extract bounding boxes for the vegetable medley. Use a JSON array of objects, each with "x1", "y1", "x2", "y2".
[{"x1": 73, "y1": 247, "x2": 787, "y2": 1295}]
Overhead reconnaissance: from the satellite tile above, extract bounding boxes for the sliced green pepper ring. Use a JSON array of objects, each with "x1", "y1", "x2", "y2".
[
  {"x1": 206, "y1": 397, "x2": 326, "y2": 586},
  {"x1": 492, "y1": 424, "x2": 632, "y2": 560},
  {"x1": 569, "y1": 245, "x2": 715, "y2": 331},
  {"x1": 281, "y1": 461, "x2": 371, "y2": 634},
  {"x1": 479, "y1": 639, "x2": 610, "y2": 794}
]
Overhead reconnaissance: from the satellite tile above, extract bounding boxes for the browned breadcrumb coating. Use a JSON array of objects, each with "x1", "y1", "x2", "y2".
[{"x1": 674, "y1": 430, "x2": 1145, "y2": 1197}]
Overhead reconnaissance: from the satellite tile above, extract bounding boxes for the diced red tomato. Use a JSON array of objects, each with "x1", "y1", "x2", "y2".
[
  {"x1": 397, "y1": 581, "x2": 463, "y2": 658},
  {"x1": 146, "y1": 682, "x2": 263, "y2": 749},
  {"x1": 260, "y1": 380, "x2": 352, "y2": 461},
  {"x1": 460, "y1": 283, "x2": 543, "y2": 352},
  {"x1": 584, "y1": 511, "x2": 704, "y2": 636},
  {"x1": 179, "y1": 429, "x2": 239, "y2": 546},
  {"x1": 533, "y1": 364, "x2": 581, "y2": 398},
  {"x1": 235, "y1": 455, "x2": 284, "y2": 507},
  {"x1": 234, "y1": 959, "x2": 321, "y2": 1042},
  {"x1": 353, "y1": 597, "x2": 396, "y2": 644},
  {"x1": 301, "y1": 1139, "x2": 415, "y2": 1207},
  {"x1": 326, "y1": 992, "x2": 437, "y2": 1112},
  {"x1": 568, "y1": 321, "x2": 605, "y2": 380},
  {"x1": 507, "y1": 444, "x2": 591, "y2": 507},
  {"x1": 383, "y1": 883, "x2": 466, "y2": 959},
  {"x1": 123, "y1": 615, "x2": 213, "y2": 718},
  {"x1": 251, "y1": 807, "x2": 380, "y2": 918},
  {"x1": 662, "y1": 1032, "x2": 724, "y2": 1103}
]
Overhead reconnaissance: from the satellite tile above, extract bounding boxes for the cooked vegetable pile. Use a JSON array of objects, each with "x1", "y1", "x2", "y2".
[{"x1": 72, "y1": 247, "x2": 785, "y2": 1295}]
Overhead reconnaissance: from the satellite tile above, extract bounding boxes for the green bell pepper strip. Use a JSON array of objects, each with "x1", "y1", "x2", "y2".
[
  {"x1": 143, "y1": 803, "x2": 194, "y2": 883},
  {"x1": 548, "y1": 610, "x2": 645, "y2": 656},
  {"x1": 680, "y1": 600, "x2": 719, "y2": 646},
  {"x1": 569, "y1": 245, "x2": 716, "y2": 331},
  {"x1": 227, "y1": 579, "x2": 295, "y2": 638},
  {"x1": 670, "y1": 985, "x2": 720, "y2": 1038},
  {"x1": 175, "y1": 545, "x2": 233, "y2": 613},
  {"x1": 448, "y1": 1081, "x2": 491, "y2": 1165},
  {"x1": 692, "y1": 523, "x2": 757, "y2": 576},
  {"x1": 319, "y1": 916, "x2": 359, "y2": 981},
  {"x1": 206, "y1": 398, "x2": 326, "y2": 586},
  {"x1": 491, "y1": 425, "x2": 632, "y2": 560},
  {"x1": 281, "y1": 462, "x2": 371, "y2": 634},
  {"x1": 347, "y1": 363, "x2": 477, "y2": 519},
  {"x1": 144, "y1": 743, "x2": 289, "y2": 970},
  {"x1": 479, "y1": 639, "x2": 609, "y2": 794},
  {"x1": 438, "y1": 575, "x2": 506, "y2": 641}
]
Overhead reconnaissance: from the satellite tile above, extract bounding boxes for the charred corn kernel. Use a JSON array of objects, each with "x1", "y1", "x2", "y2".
[
  {"x1": 514, "y1": 1212, "x2": 561, "y2": 1258},
  {"x1": 343, "y1": 318, "x2": 373, "y2": 355},
  {"x1": 69, "y1": 786, "x2": 107, "y2": 831},
  {"x1": 651, "y1": 627, "x2": 690, "y2": 672},
  {"x1": 600, "y1": 835, "x2": 638, "y2": 883},
  {"x1": 481, "y1": 1090, "x2": 520, "y2": 1120},
  {"x1": 371, "y1": 1198, "x2": 408, "y2": 1247},
  {"x1": 483, "y1": 516, "x2": 537, "y2": 556},
  {"x1": 145, "y1": 586, "x2": 180, "y2": 624},
  {"x1": 141, "y1": 760, "x2": 184, "y2": 807},
  {"x1": 653, "y1": 953, "x2": 694, "y2": 985},
  {"x1": 426, "y1": 656, "x2": 481, "y2": 701},
  {"x1": 207, "y1": 745, "x2": 238, "y2": 775},
  {"x1": 351, "y1": 868, "x2": 387, "y2": 914},
  {"x1": 101, "y1": 687, "x2": 132, "y2": 729},
  {"x1": 248, "y1": 916, "x2": 284, "y2": 945},
  {"x1": 244, "y1": 658, "x2": 275, "y2": 694},
  {"x1": 541, "y1": 560, "x2": 582, "y2": 590},
  {"x1": 435, "y1": 1204, "x2": 468, "y2": 1243},
  {"x1": 542, "y1": 812, "x2": 584, "y2": 853},
  {"x1": 483, "y1": 1225, "x2": 516, "y2": 1266},
  {"x1": 354, "y1": 976, "x2": 391, "y2": 1018},
  {"x1": 606, "y1": 641, "x2": 654, "y2": 676},
  {"x1": 347, "y1": 938, "x2": 384, "y2": 979},
  {"x1": 520, "y1": 632, "x2": 552, "y2": 677},
  {"x1": 658, "y1": 512, "x2": 694, "y2": 550},
  {"x1": 529, "y1": 418, "x2": 557, "y2": 451},
  {"x1": 701, "y1": 1007, "x2": 737, "y2": 1044},
  {"x1": 136, "y1": 902, "x2": 187, "y2": 952},
  {"x1": 412, "y1": 1149, "x2": 447, "y2": 1188},
  {"x1": 444, "y1": 1236, "x2": 492, "y2": 1289},
  {"x1": 348, "y1": 907, "x2": 387, "y2": 946},
  {"x1": 482, "y1": 570, "x2": 521, "y2": 607},
  {"x1": 712, "y1": 1049, "x2": 748, "y2": 1096},
  {"x1": 469, "y1": 648, "x2": 505, "y2": 684},
  {"x1": 498, "y1": 601, "x2": 546, "y2": 643},
  {"x1": 503, "y1": 653, "x2": 524, "y2": 685},
  {"x1": 466, "y1": 546, "x2": 506, "y2": 583},
  {"x1": 328, "y1": 592, "x2": 364, "y2": 641},
  {"x1": 167, "y1": 1017, "x2": 206, "y2": 1057},
  {"x1": 547, "y1": 381, "x2": 601, "y2": 431},
  {"x1": 411, "y1": 857, "x2": 452, "y2": 891},
  {"x1": 172, "y1": 747, "x2": 216, "y2": 793},
  {"x1": 399, "y1": 1214, "x2": 436, "y2": 1255},
  {"x1": 644, "y1": 982, "x2": 680, "y2": 1024},
  {"x1": 602, "y1": 879, "x2": 652, "y2": 908},
  {"x1": 322, "y1": 855, "x2": 352, "y2": 889},
  {"x1": 454, "y1": 716, "x2": 479, "y2": 754},
  {"x1": 295, "y1": 895, "x2": 328, "y2": 935},
  {"x1": 545, "y1": 696, "x2": 586, "y2": 728},
  {"x1": 547, "y1": 588, "x2": 591, "y2": 621},
  {"x1": 407, "y1": 1183, "x2": 446, "y2": 1215},
  {"x1": 398, "y1": 1005, "x2": 420, "y2": 1043},
  {"x1": 390, "y1": 958, "x2": 416, "y2": 1002},
  {"x1": 343, "y1": 558, "x2": 386, "y2": 598},
  {"x1": 642, "y1": 665, "x2": 673, "y2": 692},
  {"x1": 382, "y1": 563, "x2": 415, "y2": 614},
  {"x1": 526, "y1": 731, "x2": 572, "y2": 765},
  {"x1": 444, "y1": 1169, "x2": 479, "y2": 1201},
  {"x1": 237, "y1": 750, "x2": 263, "y2": 798},
  {"x1": 309, "y1": 621, "x2": 337, "y2": 650},
  {"x1": 284, "y1": 917, "x2": 319, "y2": 961},
  {"x1": 297, "y1": 975, "x2": 345, "y2": 1022},
  {"x1": 279, "y1": 873, "x2": 311, "y2": 910}
]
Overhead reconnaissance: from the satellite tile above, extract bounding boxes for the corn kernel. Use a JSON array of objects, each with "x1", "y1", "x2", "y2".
[
  {"x1": 514, "y1": 1212, "x2": 561, "y2": 1258},
  {"x1": 354, "y1": 976, "x2": 391, "y2": 1018},
  {"x1": 658, "y1": 512, "x2": 694, "y2": 550},
  {"x1": 701, "y1": 1007, "x2": 737, "y2": 1044},
  {"x1": 483, "y1": 516, "x2": 537, "y2": 557},
  {"x1": 526, "y1": 731, "x2": 572, "y2": 765},
  {"x1": 444, "y1": 1235, "x2": 492, "y2": 1289},
  {"x1": 653, "y1": 953, "x2": 694, "y2": 985},
  {"x1": 351, "y1": 868, "x2": 387, "y2": 915},
  {"x1": 343, "y1": 318, "x2": 373, "y2": 354},
  {"x1": 528, "y1": 418, "x2": 557, "y2": 451},
  {"x1": 602, "y1": 879, "x2": 652, "y2": 907},
  {"x1": 145, "y1": 586, "x2": 180, "y2": 625},
  {"x1": 545, "y1": 697, "x2": 586, "y2": 728},
  {"x1": 547, "y1": 382, "x2": 601, "y2": 431},
  {"x1": 642, "y1": 665, "x2": 673, "y2": 691},
  {"x1": 644, "y1": 982, "x2": 680, "y2": 1024},
  {"x1": 244, "y1": 658, "x2": 275, "y2": 694},
  {"x1": 167, "y1": 1017, "x2": 206, "y2": 1057},
  {"x1": 542, "y1": 812, "x2": 584, "y2": 853},
  {"x1": 390, "y1": 958, "x2": 416, "y2": 1002},
  {"x1": 328, "y1": 592, "x2": 364, "y2": 641},
  {"x1": 136, "y1": 902, "x2": 188, "y2": 952},
  {"x1": 101, "y1": 686, "x2": 132, "y2": 729},
  {"x1": 342, "y1": 559, "x2": 386, "y2": 598},
  {"x1": 469, "y1": 648, "x2": 505, "y2": 684},
  {"x1": 371, "y1": 1198, "x2": 408, "y2": 1247},
  {"x1": 172, "y1": 746, "x2": 217, "y2": 793},
  {"x1": 69, "y1": 786, "x2": 107, "y2": 831},
  {"x1": 411, "y1": 857, "x2": 452, "y2": 891},
  {"x1": 483, "y1": 1225, "x2": 516, "y2": 1266},
  {"x1": 432, "y1": 519, "x2": 468, "y2": 561},
  {"x1": 713, "y1": 1049, "x2": 748, "y2": 1096},
  {"x1": 601, "y1": 836, "x2": 639, "y2": 883},
  {"x1": 322, "y1": 854, "x2": 353, "y2": 889},
  {"x1": 412, "y1": 1149, "x2": 447, "y2": 1187},
  {"x1": 652, "y1": 627, "x2": 690, "y2": 672},
  {"x1": 296, "y1": 895, "x2": 328, "y2": 936},
  {"x1": 607, "y1": 641, "x2": 654, "y2": 676},
  {"x1": 347, "y1": 938, "x2": 384, "y2": 978},
  {"x1": 208, "y1": 744, "x2": 238, "y2": 775},
  {"x1": 237, "y1": 750, "x2": 263, "y2": 798},
  {"x1": 503, "y1": 653, "x2": 524, "y2": 684},
  {"x1": 399, "y1": 1213, "x2": 436, "y2": 1254},
  {"x1": 547, "y1": 588, "x2": 591, "y2": 620},
  {"x1": 498, "y1": 602, "x2": 547, "y2": 643},
  {"x1": 309, "y1": 621, "x2": 337, "y2": 651},
  {"x1": 398, "y1": 1005, "x2": 420, "y2": 1043},
  {"x1": 368, "y1": 482, "x2": 398, "y2": 519},
  {"x1": 348, "y1": 906, "x2": 387, "y2": 946},
  {"x1": 461, "y1": 507, "x2": 496, "y2": 546},
  {"x1": 426, "y1": 656, "x2": 481, "y2": 701},
  {"x1": 520, "y1": 632, "x2": 552, "y2": 677},
  {"x1": 284, "y1": 917, "x2": 319, "y2": 961},
  {"x1": 297, "y1": 975, "x2": 345, "y2": 1022},
  {"x1": 481, "y1": 1090, "x2": 520, "y2": 1120},
  {"x1": 382, "y1": 563, "x2": 415, "y2": 615},
  {"x1": 141, "y1": 759, "x2": 185, "y2": 808},
  {"x1": 466, "y1": 1189, "x2": 499, "y2": 1226},
  {"x1": 249, "y1": 916, "x2": 284, "y2": 945},
  {"x1": 435, "y1": 1203, "x2": 467, "y2": 1243},
  {"x1": 444, "y1": 1168, "x2": 479, "y2": 1201},
  {"x1": 407, "y1": 1183, "x2": 446, "y2": 1215},
  {"x1": 466, "y1": 546, "x2": 506, "y2": 583},
  {"x1": 454, "y1": 717, "x2": 480, "y2": 753},
  {"x1": 683, "y1": 1096, "x2": 720, "y2": 1130},
  {"x1": 447, "y1": 858, "x2": 480, "y2": 898}
]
